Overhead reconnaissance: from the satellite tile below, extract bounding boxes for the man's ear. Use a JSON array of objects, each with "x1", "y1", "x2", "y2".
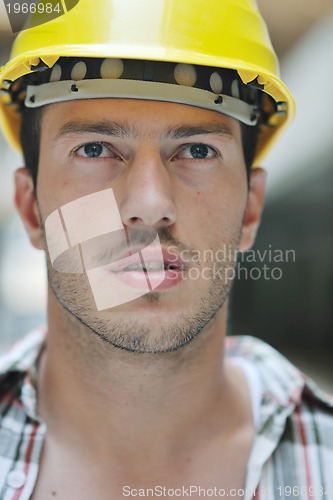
[
  {"x1": 239, "y1": 167, "x2": 267, "y2": 252},
  {"x1": 14, "y1": 168, "x2": 43, "y2": 250}
]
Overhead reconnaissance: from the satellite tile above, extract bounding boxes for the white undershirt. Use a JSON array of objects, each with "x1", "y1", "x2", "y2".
[{"x1": 229, "y1": 356, "x2": 263, "y2": 430}]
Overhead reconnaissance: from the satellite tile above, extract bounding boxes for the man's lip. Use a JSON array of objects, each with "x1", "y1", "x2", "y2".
[{"x1": 108, "y1": 247, "x2": 186, "y2": 272}]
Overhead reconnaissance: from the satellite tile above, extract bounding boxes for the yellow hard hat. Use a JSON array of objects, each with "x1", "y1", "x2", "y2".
[{"x1": 0, "y1": 0, "x2": 295, "y2": 164}]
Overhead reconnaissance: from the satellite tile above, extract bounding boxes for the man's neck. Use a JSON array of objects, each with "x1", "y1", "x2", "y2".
[{"x1": 37, "y1": 292, "x2": 253, "y2": 472}]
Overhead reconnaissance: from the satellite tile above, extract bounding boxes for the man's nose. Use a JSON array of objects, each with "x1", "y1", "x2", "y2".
[{"x1": 117, "y1": 149, "x2": 177, "y2": 229}]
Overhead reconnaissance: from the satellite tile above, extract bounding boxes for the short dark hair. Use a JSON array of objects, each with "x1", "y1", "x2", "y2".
[
  {"x1": 20, "y1": 106, "x2": 258, "y2": 190},
  {"x1": 20, "y1": 106, "x2": 43, "y2": 190}
]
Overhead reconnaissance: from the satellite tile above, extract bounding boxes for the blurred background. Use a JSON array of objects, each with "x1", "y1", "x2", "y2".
[{"x1": 0, "y1": 1, "x2": 332, "y2": 388}]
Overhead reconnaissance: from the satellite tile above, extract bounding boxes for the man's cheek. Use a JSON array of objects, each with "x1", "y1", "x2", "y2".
[{"x1": 44, "y1": 188, "x2": 164, "y2": 310}]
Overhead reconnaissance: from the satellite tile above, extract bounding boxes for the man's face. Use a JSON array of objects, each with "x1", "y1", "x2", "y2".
[{"x1": 35, "y1": 98, "x2": 250, "y2": 353}]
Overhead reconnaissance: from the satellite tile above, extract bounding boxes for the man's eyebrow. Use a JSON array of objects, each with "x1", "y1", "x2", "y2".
[
  {"x1": 54, "y1": 121, "x2": 133, "y2": 141},
  {"x1": 54, "y1": 120, "x2": 235, "y2": 142},
  {"x1": 163, "y1": 123, "x2": 234, "y2": 140}
]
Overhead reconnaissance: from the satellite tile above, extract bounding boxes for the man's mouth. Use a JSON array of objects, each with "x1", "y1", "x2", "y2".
[
  {"x1": 84, "y1": 241, "x2": 191, "y2": 310},
  {"x1": 108, "y1": 247, "x2": 187, "y2": 290},
  {"x1": 121, "y1": 262, "x2": 185, "y2": 272}
]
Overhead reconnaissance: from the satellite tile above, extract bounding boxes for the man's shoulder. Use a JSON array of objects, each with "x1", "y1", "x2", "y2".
[
  {"x1": 0, "y1": 330, "x2": 45, "y2": 490},
  {"x1": 0, "y1": 329, "x2": 45, "y2": 375},
  {"x1": 0, "y1": 329, "x2": 45, "y2": 400},
  {"x1": 226, "y1": 335, "x2": 333, "y2": 421},
  {"x1": 230, "y1": 336, "x2": 333, "y2": 493}
]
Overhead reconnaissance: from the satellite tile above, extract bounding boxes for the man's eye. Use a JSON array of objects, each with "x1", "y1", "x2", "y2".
[
  {"x1": 75, "y1": 142, "x2": 114, "y2": 158},
  {"x1": 175, "y1": 143, "x2": 217, "y2": 160}
]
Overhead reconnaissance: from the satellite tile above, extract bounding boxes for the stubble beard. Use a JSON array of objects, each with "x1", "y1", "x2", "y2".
[{"x1": 46, "y1": 235, "x2": 240, "y2": 355}]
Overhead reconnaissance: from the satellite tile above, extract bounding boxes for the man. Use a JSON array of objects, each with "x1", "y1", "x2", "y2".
[{"x1": 0, "y1": 0, "x2": 332, "y2": 498}]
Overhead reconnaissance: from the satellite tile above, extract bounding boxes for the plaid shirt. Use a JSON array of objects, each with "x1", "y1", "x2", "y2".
[{"x1": 1, "y1": 331, "x2": 333, "y2": 500}]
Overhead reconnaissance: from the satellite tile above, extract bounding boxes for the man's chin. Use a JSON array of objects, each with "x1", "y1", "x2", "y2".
[{"x1": 49, "y1": 266, "x2": 231, "y2": 354}]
